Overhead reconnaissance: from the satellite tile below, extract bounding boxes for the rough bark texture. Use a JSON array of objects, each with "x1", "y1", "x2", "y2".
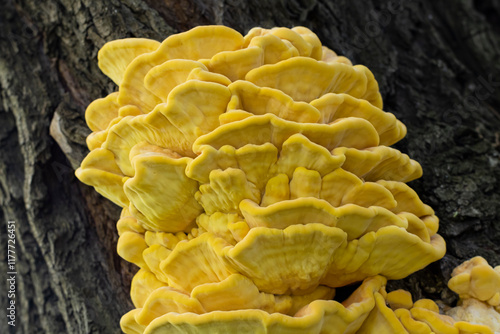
[{"x1": 0, "y1": 0, "x2": 499, "y2": 333}]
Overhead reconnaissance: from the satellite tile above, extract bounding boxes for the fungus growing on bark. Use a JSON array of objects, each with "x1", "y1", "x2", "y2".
[
  {"x1": 448, "y1": 256, "x2": 500, "y2": 307},
  {"x1": 355, "y1": 274, "x2": 496, "y2": 334},
  {"x1": 76, "y1": 25, "x2": 498, "y2": 333},
  {"x1": 446, "y1": 257, "x2": 500, "y2": 332}
]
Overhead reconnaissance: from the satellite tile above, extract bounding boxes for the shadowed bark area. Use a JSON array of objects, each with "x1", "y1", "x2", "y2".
[{"x1": 0, "y1": 0, "x2": 499, "y2": 332}]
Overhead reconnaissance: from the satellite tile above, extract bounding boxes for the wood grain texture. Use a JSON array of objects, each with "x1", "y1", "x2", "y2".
[{"x1": 0, "y1": 0, "x2": 499, "y2": 332}]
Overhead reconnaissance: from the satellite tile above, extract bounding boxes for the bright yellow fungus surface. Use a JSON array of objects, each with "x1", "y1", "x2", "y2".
[
  {"x1": 358, "y1": 274, "x2": 496, "y2": 334},
  {"x1": 448, "y1": 256, "x2": 500, "y2": 307},
  {"x1": 76, "y1": 25, "x2": 498, "y2": 333},
  {"x1": 446, "y1": 257, "x2": 500, "y2": 332}
]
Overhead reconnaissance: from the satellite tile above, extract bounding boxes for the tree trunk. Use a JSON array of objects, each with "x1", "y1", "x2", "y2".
[{"x1": 1, "y1": 0, "x2": 499, "y2": 333}]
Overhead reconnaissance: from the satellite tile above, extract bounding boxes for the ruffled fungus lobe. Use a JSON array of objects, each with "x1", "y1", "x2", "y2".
[
  {"x1": 75, "y1": 25, "x2": 500, "y2": 333},
  {"x1": 353, "y1": 269, "x2": 497, "y2": 334},
  {"x1": 376, "y1": 295, "x2": 496, "y2": 334},
  {"x1": 448, "y1": 256, "x2": 500, "y2": 307},
  {"x1": 447, "y1": 257, "x2": 500, "y2": 332}
]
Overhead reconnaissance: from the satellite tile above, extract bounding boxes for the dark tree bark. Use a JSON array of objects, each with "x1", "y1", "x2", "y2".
[{"x1": 0, "y1": 0, "x2": 499, "y2": 333}]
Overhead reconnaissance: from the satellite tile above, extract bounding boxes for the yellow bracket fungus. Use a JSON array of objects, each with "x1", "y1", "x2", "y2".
[
  {"x1": 76, "y1": 25, "x2": 499, "y2": 334},
  {"x1": 98, "y1": 38, "x2": 161, "y2": 86},
  {"x1": 124, "y1": 143, "x2": 202, "y2": 232},
  {"x1": 245, "y1": 57, "x2": 382, "y2": 107},
  {"x1": 353, "y1": 267, "x2": 497, "y2": 334},
  {"x1": 139, "y1": 276, "x2": 387, "y2": 334},
  {"x1": 448, "y1": 256, "x2": 500, "y2": 306},
  {"x1": 446, "y1": 257, "x2": 500, "y2": 332}
]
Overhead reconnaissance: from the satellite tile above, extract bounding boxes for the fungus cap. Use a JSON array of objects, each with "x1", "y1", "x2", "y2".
[{"x1": 76, "y1": 25, "x2": 456, "y2": 334}]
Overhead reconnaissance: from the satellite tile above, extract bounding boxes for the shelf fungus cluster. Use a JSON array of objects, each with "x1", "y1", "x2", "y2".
[
  {"x1": 76, "y1": 26, "x2": 498, "y2": 333},
  {"x1": 446, "y1": 257, "x2": 500, "y2": 332}
]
